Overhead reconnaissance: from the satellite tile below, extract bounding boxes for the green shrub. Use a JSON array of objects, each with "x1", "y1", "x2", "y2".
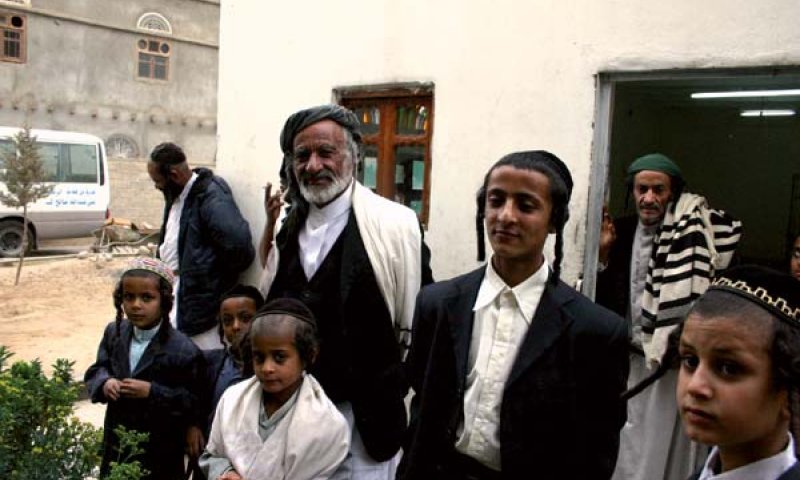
[
  {"x1": 0, "y1": 345, "x2": 101, "y2": 479},
  {"x1": 0, "y1": 346, "x2": 151, "y2": 479}
]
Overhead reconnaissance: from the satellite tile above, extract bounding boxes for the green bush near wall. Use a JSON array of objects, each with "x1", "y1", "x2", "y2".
[{"x1": 0, "y1": 346, "x2": 149, "y2": 480}]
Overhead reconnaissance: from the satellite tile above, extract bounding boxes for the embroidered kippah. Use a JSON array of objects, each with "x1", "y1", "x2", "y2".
[
  {"x1": 123, "y1": 257, "x2": 175, "y2": 286},
  {"x1": 710, "y1": 265, "x2": 800, "y2": 325}
]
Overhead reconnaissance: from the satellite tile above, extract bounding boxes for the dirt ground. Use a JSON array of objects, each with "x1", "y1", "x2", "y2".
[
  {"x1": 0, "y1": 254, "x2": 125, "y2": 426},
  {"x1": 0, "y1": 256, "x2": 122, "y2": 378}
]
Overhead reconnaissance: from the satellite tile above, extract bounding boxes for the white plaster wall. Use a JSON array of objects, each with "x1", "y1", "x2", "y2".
[{"x1": 217, "y1": 0, "x2": 800, "y2": 283}]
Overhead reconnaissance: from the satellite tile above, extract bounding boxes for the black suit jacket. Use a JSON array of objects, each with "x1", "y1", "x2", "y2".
[
  {"x1": 84, "y1": 320, "x2": 206, "y2": 479},
  {"x1": 398, "y1": 267, "x2": 629, "y2": 480}
]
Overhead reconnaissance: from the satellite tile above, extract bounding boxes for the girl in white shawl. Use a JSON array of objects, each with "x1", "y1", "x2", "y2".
[{"x1": 200, "y1": 298, "x2": 350, "y2": 480}]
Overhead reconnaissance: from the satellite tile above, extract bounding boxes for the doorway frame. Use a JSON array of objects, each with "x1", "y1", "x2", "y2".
[{"x1": 581, "y1": 66, "x2": 800, "y2": 299}]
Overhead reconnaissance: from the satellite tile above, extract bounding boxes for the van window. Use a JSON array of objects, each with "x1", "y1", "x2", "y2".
[
  {"x1": 0, "y1": 138, "x2": 11, "y2": 162},
  {"x1": 37, "y1": 142, "x2": 60, "y2": 181},
  {"x1": 0, "y1": 139, "x2": 9, "y2": 175},
  {"x1": 0, "y1": 138, "x2": 59, "y2": 180},
  {"x1": 0, "y1": 136, "x2": 100, "y2": 184},
  {"x1": 63, "y1": 144, "x2": 98, "y2": 183},
  {"x1": 33, "y1": 141, "x2": 98, "y2": 183}
]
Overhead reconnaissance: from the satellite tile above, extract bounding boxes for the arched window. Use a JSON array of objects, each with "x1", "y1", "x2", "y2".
[
  {"x1": 136, "y1": 12, "x2": 172, "y2": 35},
  {"x1": 135, "y1": 13, "x2": 171, "y2": 81},
  {"x1": 106, "y1": 134, "x2": 139, "y2": 159},
  {"x1": 0, "y1": 11, "x2": 25, "y2": 63}
]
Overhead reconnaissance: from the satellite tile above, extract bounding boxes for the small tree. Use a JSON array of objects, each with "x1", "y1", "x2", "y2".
[{"x1": 0, "y1": 127, "x2": 54, "y2": 285}]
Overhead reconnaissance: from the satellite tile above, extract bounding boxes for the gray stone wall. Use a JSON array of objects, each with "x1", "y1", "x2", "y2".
[
  {"x1": 33, "y1": 0, "x2": 220, "y2": 45},
  {"x1": 108, "y1": 157, "x2": 164, "y2": 227},
  {"x1": 0, "y1": 0, "x2": 219, "y2": 230}
]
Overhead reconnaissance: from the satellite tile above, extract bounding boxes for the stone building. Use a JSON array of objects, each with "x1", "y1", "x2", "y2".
[{"x1": 0, "y1": 0, "x2": 219, "y2": 226}]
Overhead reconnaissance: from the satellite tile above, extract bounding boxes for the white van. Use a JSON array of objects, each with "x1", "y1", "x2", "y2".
[{"x1": 0, "y1": 128, "x2": 110, "y2": 257}]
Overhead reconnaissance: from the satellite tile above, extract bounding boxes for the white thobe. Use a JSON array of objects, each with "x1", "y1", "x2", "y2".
[{"x1": 613, "y1": 222, "x2": 707, "y2": 480}]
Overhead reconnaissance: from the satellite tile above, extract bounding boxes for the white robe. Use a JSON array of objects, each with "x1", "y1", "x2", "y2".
[{"x1": 205, "y1": 374, "x2": 350, "y2": 480}]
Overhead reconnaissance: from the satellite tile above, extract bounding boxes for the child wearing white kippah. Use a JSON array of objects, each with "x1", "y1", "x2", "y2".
[{"x1": 84, "y1": 257, "x2": 205, "y2": 479}]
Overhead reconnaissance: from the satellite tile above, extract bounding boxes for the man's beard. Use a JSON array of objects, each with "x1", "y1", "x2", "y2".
[
  {"x1": 299, "y1": 172, "x2": 353, "y2": 205},
  {"x1": 160, "y1": 179, "x2": 184, "y2": 203}
]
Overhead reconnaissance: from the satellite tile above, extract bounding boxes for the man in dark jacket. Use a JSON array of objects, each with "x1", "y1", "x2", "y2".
[
  {"x1": 147, "y1": 142, "x2": 254, "y2": 350},
  {"x1": 399, "y1": 151, "x2": 628, "y2": 479}
]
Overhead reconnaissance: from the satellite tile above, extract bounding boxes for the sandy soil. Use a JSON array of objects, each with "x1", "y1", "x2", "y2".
[
  {"x1": 0, "y1": 256, "x2": 121, "y2": 380},
  {"x1": 0, "y1": 255, "x2": 125, "y2": 426}
]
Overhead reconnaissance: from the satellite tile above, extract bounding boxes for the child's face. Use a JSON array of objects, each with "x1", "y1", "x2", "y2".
[
  {"x1": 122, "y1": 275, "x2": 162, "y2": 330},
  {"x1": 252, "y1": 318, "x2": 304, "y2": 406},
  {"x1": 220, "y1": 296, "x2": 257, "y2": 345},
  {"x1": 677, "y1": 313, "x2": 789, "y2": 462}
]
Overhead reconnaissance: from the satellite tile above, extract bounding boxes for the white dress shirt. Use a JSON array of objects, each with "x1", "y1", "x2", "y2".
[
  {"x1": 455, "y1": 259, "x2": 549, "y2": 471},
  {"x1": 298, "y1": 182, "x2": 353, "y2": 280},
  {"x1": 698, "y1": 434, "x2": 796, "y2": 480},
  {"x1": 159, "y1": 171, "x2": 198, "y2": 272},
  {"x1": 158, "y1": 172, "x2": 197, "y2": 327}
]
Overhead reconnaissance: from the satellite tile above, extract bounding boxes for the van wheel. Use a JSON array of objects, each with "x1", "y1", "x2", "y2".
[{"x1": 0, "y1": 221, "x2": 33, "y2": 258}]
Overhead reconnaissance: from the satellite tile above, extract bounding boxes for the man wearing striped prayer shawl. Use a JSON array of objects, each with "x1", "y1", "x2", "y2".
[{"x1": 596, "y1": 153, "x2": 742, "y2": 480}]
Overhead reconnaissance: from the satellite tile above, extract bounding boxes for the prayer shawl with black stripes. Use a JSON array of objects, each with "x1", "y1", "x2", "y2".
[{"x1": 641, "y1": 193, "x2": 742, "y2": 365}]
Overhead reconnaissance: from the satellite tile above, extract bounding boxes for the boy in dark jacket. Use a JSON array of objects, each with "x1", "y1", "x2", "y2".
[{"x1": 85, "y1": 258, "x2": 206, "y2": 479}]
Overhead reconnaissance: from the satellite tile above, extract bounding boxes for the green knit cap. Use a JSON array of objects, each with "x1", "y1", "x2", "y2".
[{"x1": 627, "y1": 153, "x2": 682, "y2": 180}]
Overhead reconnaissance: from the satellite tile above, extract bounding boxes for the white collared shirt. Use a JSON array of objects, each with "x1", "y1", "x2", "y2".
[
  {"x1": 298, "y1": 182, "x2": 353, "y2": 280},
  {"x1": 159, "y1": 172, "x2": 197, "y2": 327},
  {"x1": 698, "y1": 434, "x2": 797, "y2": 480},
  {"x1": 455, "y1": 259, "x2": 549, "y2": 471},
  {"x1": 129, "y1": 321, "x2": 161, "y2": 372},
  {"x1": 159, "y1": 171, "x2": 198, "y2": 272}
]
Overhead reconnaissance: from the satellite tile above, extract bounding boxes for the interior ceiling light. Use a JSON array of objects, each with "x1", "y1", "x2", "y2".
[
  {"x1": 740, "y1": 109, "x2": 796, "y2": 117},
  {"x1": 692, "y1": 89, "x2": 800, "y2": 99}
]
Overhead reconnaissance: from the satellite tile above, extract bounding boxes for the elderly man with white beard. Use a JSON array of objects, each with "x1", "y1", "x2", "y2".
[{"x1": 259, "y1": 105, "x2": 431, "y2": 480}]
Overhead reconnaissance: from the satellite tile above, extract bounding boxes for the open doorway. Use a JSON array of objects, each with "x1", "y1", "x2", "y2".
[{"x1": 583, "y1": 67, "x2": 800, "y2": 297}]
